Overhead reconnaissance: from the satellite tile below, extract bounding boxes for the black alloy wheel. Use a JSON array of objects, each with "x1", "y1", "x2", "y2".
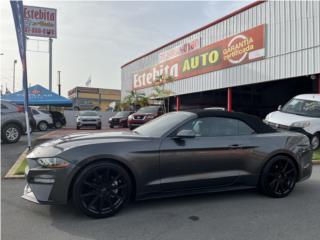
[
  {"x1": 260, "y1": 156, "x2": 298, "y2": 198},
  {"x1": 73, "y1": 162, "x2": 132, "y2": 218}
]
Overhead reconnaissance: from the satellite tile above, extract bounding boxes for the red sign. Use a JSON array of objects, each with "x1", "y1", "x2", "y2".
[
  {"x1": 24, "y1": 5, "x2": 57, "y2": 38},
  {"x1": 133, "y1": 24, "x2": 265, "y2": 90}
]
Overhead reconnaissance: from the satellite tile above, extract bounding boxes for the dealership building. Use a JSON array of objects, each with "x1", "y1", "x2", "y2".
[{"x1": 121, "y1": 0, "x2": 320, "y2": 117}]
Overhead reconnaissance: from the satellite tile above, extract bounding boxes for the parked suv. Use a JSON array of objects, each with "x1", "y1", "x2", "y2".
[
  {"x1": 109, "y1": 111, "x2": 134, "y2": 128},
  {"x1": 128, "y1": 106, "x2": 164, "y2": 130},
  {"x1": 76, "y1": 110, "x2": 101, "y2": 129},
  {"x1": 1, "y1": 101, "x2": 26, "y2": 143},
  {"x1": 31, "y1": 108, "x2": 53, "y2": 131},
  {"x1": 264, "y1": 94, "x2": 320, "y2": 149}
]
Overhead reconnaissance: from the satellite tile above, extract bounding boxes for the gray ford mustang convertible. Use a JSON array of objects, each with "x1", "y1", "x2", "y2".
[{"x1": 23, "y1": 110, "x2": 313, "y2": 218}]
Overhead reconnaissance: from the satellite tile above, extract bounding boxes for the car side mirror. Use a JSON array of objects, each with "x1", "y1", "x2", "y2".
[
  {"x1": 175, "y1": 129, "x2": 196, "y2": 138},
  {"x1": 277, "y1": 105, "x2": 282, "y2": 111}
]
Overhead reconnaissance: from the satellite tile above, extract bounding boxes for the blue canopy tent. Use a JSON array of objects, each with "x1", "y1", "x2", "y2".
[{"x1": 1, "y1": 84, "x2": 72, "y2": 106}]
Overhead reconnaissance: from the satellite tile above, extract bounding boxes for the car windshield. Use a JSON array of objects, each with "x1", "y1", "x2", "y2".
[
  {"x1": 134, "y1": 111, "x2": 196, "y2": 137},
  {"x1": 281, "y1": 98, "x2": 320, "y2": 117},
  {"x1": 137, "y1": 106, "x2": 160, "y2": 114},
  {"x1": 40, "y1": 110, "x2": 50, "y2": 114},
  {"x1": 115, "y1": 111, "x2": 131, "y2": 117},
  {"x1": 79, "y1": 111, "x2": 98, "y2": 116}
]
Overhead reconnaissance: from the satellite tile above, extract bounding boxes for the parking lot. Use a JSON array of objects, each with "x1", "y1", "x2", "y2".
[{"x1": 1, "y1": 132, "x2": 320, "y2": 240}]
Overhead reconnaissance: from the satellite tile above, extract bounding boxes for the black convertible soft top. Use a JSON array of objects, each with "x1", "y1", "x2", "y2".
[{"x1": 189, "y1": 110, "x2": 276, "y2": 134}]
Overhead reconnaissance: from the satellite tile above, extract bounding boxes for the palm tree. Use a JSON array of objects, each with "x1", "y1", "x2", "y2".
[
  {"x1": 123, "y1": 90, "x2": 149, "y2": 111},
  {"x1": 149, "y1": 75, "x2": 175, "y2": 113}
]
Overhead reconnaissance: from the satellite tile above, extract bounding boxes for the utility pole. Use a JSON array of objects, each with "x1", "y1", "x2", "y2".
[
  {"x1": 13, "y1": 59, "x2": 17, "y2": 92},
  {"x1": 57, "y1": 70, "x2": 61, "y2": 95},
  {"x1": 49, "y1": 38, "x2": 53, "y2": 91}
]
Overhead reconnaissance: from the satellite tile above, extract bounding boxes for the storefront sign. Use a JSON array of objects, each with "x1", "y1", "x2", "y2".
[
  {"x1": 133, "y1": 24, "x2": 265, "y2": 90},
  {"x1": 159, "y1": 38, "x2": 200, "y2": 63},
  {"x1": 24, "y1": 5, "x2": 57, "y2": 38}
]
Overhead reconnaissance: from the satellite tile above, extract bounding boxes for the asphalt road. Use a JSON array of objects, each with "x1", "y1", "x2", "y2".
[{"x1": 2, "y1": 134, "x2": 320, "y2": 240}]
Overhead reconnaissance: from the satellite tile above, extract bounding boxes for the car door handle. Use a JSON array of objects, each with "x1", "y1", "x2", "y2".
[{"x1": 228, "y1": 144, "x2": 240, "y2": 149}]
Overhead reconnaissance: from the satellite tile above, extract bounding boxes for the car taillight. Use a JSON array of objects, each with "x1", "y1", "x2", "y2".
[{"x1": 16, "y1": 106, "x2": 24, "y2": 112}]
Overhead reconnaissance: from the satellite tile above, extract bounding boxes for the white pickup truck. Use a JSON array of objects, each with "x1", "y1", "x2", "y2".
[{"x1": 264, "y1": 94, "x2": 320, "y2": 150}]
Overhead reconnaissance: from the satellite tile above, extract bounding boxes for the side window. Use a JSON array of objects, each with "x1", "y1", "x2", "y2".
[
  {"x1": 32, "y1": 109, "x2": 39, "y2": 115},
  {"x1": 1, "y1": 104, "x2": 8, "y2": 110},
  {"x1": 176, "y1": 117, "x2": 255, "y2": 137},
  {"x1": 238, "y1": 120, "x2": 255, "y2": 135}
]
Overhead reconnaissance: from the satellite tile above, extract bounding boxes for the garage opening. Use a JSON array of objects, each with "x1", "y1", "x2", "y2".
[{"x1": 170, "y1": 75, "x2": 318, "y2": 118}]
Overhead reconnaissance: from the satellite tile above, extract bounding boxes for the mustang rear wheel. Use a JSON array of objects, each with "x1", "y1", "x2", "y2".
[
  {"x1": 259, "y1": 156, "x2": 298, "y2": 198},
  {"x1": 73, "y1": 162, "x2": 132, "y2": 218}
]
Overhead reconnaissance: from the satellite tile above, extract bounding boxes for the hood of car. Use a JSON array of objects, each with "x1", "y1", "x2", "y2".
[
  {"x1": 27, "y1": 131, "x2": 152, "y2": 158},
  {"x1": 265, "y1": 110, "x2": 313, "y2": 126}
]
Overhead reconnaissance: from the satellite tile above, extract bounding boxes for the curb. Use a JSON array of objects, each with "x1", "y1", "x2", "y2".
[
  {"x1": 4, "y1": 148, "x2": 28, "y2": 179},
  {"x1": 312, "y1": 160, "x2": 320, "y2": 165}
]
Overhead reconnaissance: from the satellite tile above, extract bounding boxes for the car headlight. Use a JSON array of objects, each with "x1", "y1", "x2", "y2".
[
  {"x1": 128, "y1": 115, "x2": 133, "y2": 120},
  {"x1": 291, "y1": 121, "x2": 311, "y2": 128},
  {"x1": 37, "y1": 157, "x2": 70, "y2": 168},
  {"x1": 109, "y1": 117, "x2": 113, "y2": 121}
]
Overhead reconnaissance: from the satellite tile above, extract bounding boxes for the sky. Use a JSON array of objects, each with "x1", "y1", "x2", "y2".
[{"x1": 0, "y1": 0, "x2": 253, "y2": 97}]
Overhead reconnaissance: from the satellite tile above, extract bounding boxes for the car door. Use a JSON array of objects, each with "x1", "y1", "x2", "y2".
[
  {"x1": 31, "y1": 109, "x2": 40, "y2": 124},
  {"x1": 159, "y1": 116, "x2": 256, "y2": 192}
]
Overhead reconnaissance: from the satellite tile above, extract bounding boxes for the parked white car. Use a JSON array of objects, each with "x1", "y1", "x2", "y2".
[
  {"x1": 31, "y1": 108, "x2": 53, "y2": 131},
  {"x1": 264, "y1": 94, "x2": 320, "y2": 150}
]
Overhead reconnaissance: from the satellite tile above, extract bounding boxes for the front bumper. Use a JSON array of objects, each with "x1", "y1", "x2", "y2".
[
  {"x1": 77, "y1": 121, "x2": 101, "y2": 127},
  {"x1": 21, "y1": 159, "x2": 76, "y2": 205}
]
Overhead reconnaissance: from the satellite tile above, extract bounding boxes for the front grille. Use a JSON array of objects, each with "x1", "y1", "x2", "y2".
[
  {"x1": 112, "y1": 119, "x2": 120, "y2": 124},
  {"x1": 134, "y1": 115, "x2": 145, "y2": 120},
  {"x1": 82, "y1": 119, "x2": 96, "y2": 122}
]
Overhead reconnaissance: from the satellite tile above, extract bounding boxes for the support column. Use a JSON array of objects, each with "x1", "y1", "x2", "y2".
[
  {"x1": 227, "y1": 87, "x2": 232, "y2": 112},
  {"x1": 318, "y1": 74, "x2": 320, "y2": 94},
  {"x1": 176, "y1": 96, "x2": 180, "y2": 111}
]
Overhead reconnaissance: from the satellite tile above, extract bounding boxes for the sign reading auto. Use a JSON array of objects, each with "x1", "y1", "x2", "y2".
[
  {"x1": 133, "y1": 24, "x2": 265, "y2": 89},
  {"x1": 24, "y1": 5, "x2": 57, "y2": 38}
]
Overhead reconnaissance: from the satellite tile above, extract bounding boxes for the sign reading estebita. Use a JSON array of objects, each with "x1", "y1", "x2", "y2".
[
  {"x1": 24, "y1": 5, "x2": 57, "y2": 38},
  {"x1": 133, "y1": 24, "x2": 265, "y2": 90}
]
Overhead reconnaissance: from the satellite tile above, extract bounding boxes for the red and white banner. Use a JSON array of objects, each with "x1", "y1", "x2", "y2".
[
  {"x1": 133, "y1": 24, "x2": 265, "y2": 90},
  {"x1": 159, "y1": 38, "x2": 200, "y2": 63}
]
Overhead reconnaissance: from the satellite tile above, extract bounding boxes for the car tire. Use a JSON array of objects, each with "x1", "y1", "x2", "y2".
[
  {"x1": 55, "y1": 121, "x2": 63, "y2": 129},
  {"x1": 76, "y1": 126, "x2": 81, "y2": 130},
  {"x1": 129, "y1": 126, "x2": 134, "y2": 130},
  {"x1": 259, "y1": 155, "x2": 297, "y2": 198},
  {"x1": 96, "y1": 125, "x2": 101, "y2": 130},
  {"x1": 109, "y1": 125, "x2": 114, "y2": 128},
  {"x1": 311, "y1": 134, "x2": 319, "y2": 150},
  {"x1": 72, "y1": 162, "x2": 132, "y2": 218},
  {"x1": 38, "y1": 121, "x2": 48, "y2": 131},
  {"x1": 1, "y1": 123, "x2": 21, "y2": 143}
]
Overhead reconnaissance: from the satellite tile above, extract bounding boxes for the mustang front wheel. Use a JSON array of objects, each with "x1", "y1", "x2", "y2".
[
  {"x1": 73, "y1": 162, "x2": 132, "y2": 218},
  {"x1": 260, "y1": 156, "x2": 298, "y2": 198}
]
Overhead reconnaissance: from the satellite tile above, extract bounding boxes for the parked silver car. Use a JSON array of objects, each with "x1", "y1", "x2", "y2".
[{"x1": 76, "y1": 110, "x2": 101, "y2": 129}]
